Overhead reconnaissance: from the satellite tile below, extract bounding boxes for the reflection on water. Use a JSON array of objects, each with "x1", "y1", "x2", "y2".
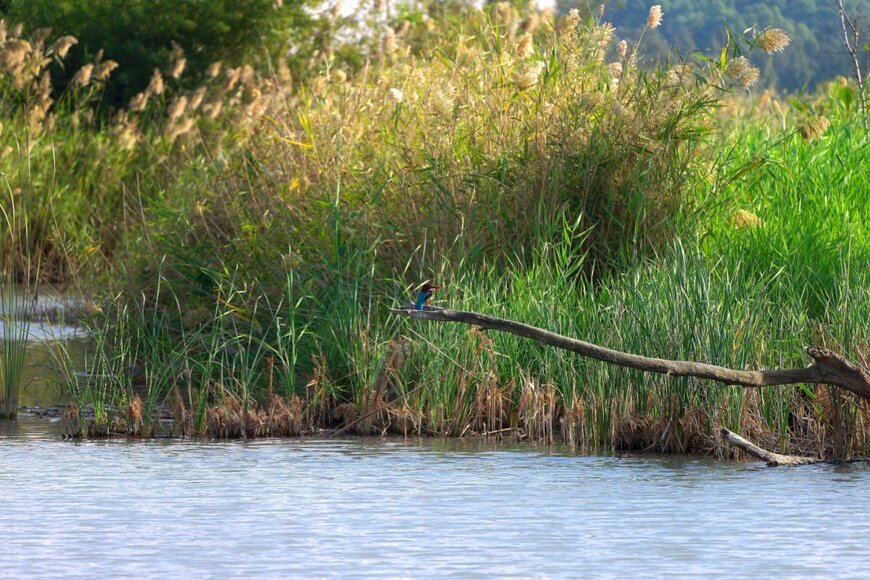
[
  {"x1": 1, "y1": 289, "x2": 87, "y2": 409},
  {"x1": 0, "y1": 338, "x2": 82, "y2": 407},
  {"x1": 2, "y1": 422, "x2": 870, "y2": 577},
  {"x1": 0, "y1": 289, "x2": 86, "y2": 342},
  {"x1": 0, "y1": 417, "x2": 20, "y2": 437}
]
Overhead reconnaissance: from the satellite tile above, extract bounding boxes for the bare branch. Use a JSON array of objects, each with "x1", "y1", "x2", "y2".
[
  {"x1": 720, "y1": 428, "x2": 822, "y2": 466},
  {"x1": 835, "y1": 0, "x2": 868, "y2": 126},
  {"x1": 391, "y1": 306, "x2": 870, "y2": 399}
]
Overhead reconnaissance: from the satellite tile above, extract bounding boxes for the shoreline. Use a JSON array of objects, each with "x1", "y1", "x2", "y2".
[{"x1": 0, "y1": 403, "x2": 810, "y2": 462}]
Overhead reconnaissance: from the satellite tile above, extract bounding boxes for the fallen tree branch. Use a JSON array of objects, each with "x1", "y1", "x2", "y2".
[
  {"x1": 390, "y1": 306, "x2": 870, "y2": 399},
  {"x1": 720, "y1": 428, "x2": 821, "y2": 466}
]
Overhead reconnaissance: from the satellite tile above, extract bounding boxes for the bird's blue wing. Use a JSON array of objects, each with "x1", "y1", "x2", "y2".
[{"x1": 415, "y1": 291, "x2": 431, "y2": 310}]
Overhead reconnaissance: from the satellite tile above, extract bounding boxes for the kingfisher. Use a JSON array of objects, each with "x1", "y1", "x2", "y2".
[{"x1": 415, "y1": 282, "x2": 440, "y2": 310}]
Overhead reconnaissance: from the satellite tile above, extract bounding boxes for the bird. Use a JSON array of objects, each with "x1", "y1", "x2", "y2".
[{"x1": 415, "y1": 282, "x2": 440, "y2": 311}]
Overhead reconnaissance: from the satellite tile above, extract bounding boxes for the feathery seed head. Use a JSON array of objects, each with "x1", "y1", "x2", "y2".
[
  {"x1": 189, "y1": 86, "x2": 207, "y2": 111},
  {"x1": 311, "y1": 75, "x2": 327, "y2": 94},
  {"x1": 725, "y1": 56, "x2": 760, "y2": 89},
  {"x1": 147, "y1": 69, "x2": 165, "y2": 95},
  {"x1": 48, "y1": 35, "x2": 77, "y2": 59},
  {"x1": 169, "y1": 57, "x2": 186, "y2": 80},
  {"x1": 557, "y1": 9, "x2": 581, "y2": 35},
  {"x1": 95, "y1": 59, "x2": 119, "y2": 81},
  {"x1": 521, "y1": 12, "x2": 540, "y2": 35},
  {"x1": 71, "y1": 63, "x2": 94, "y2": 86},
  {"x1": 382, "y1": 28, "x2": 398, "y2": 54},
  {"x1": 647, "y1": 5, "x2": 663, "y2": 29},
  {"x1": 430, "y1": 83, "x2": 456, "y2": 115},
  {"x1": 595, "y1": 23, "x2": 615, "y2": 54},
  {"x1": 516, "y1": 32, "x2": 534, "y2": 58},
  {"x1": 665, "y1": 64, "x2": 693, "y2": 85},
  {"x1": 37, "y1": 70, "x2": 52, "y2": 100},
  {"x1": 617, "y1": 40, "x2": 628, "y2": 59},
  {"x1": 494, "y1": 2, "x2": 517, "y2": 23},
  {"x1": 1, "y1": 39, "x2": 31, "y2": 72},
  {"x1": 203, "y1": 99, "x2": 223, "y2": 120},
  {"x1": 165, "y1": 117, "x2": 197, "y2": 143},
  {"x1": 111, "y1": 116, "x2": 140, "y2": 151},
  {"x1": 31, "y1": 28, "x2": 51, "y2": 53},
  {"x1": 388, "y1": 87, "x2": 404, "y2": 104},
  {"x1": 515, "y1": 61, "x2": 545, "y2": 90},
  {"x1": 206, "y1": 61, "x2": 222, "y2": 79},
  {"x1": 225, "y1": 67, "x2": 241, "y2": 91},
  {"x1": 244, "y1": 94, "x2": 267, "y2": 119},
  {"x1": 129, "y1": 92, "x2": 149, "y2": 112},
  {"x1": 799, "y1": 116, "x2": 830, "y2": 141},
  {"x1": 239, "y1": 64, "x2": 255, "y2": 87},
  {"x1": 733, "y1": 209, "x2": 762, "y2": 229},
  {"x1": 755, "y1": 27, "x2": 790, "y2": 54},
  {"x1": 608, "y1": 61, "x2": 623, "y2": 78},
  {"x1": 607, "y1": 62, "x2": 623, "y2": 91},
  {"x1": 168, "y1": 95, "x2": 188, "y2": 121}
]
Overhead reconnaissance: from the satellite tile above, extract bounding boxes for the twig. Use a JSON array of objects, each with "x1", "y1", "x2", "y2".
[
  {"x1": 328, "y1": 383, "x2": 427, "y2": 438},
  {"x1": 834, "y1": 0, "x2": 868, "y2": 128}
]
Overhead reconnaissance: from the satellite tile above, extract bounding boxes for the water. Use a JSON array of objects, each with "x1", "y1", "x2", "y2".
[
  {"x1": 2, "y1": 421, "x2": 870, "y2": 578},
  {"x1": 0, "y1": 289, "x2": 86, "y2": 342},
  {"x1": 0, "y1": 288, "x2": 87, "y2": 409}
]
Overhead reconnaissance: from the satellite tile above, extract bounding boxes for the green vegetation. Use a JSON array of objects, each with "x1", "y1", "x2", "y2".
[
  {"x1": 0, "y1": 2, "x2": 867, "y2": 458},
  {"x1": 6, "y1": 0, "x2": 314, "y2": 105},
  {"x1": 0, "y1": 281, "x2": 31, "y2": 418}
]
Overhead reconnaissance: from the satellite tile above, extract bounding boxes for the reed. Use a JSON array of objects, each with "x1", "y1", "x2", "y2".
[
  {"x1": 1, "y1": 115, "x2": 36, "y2": 419},
  {"x1": 0, "y1": 279, "x2": 31, "y2": 418},
  {"x1": 57, "y1": 206, "x2": 870, "y2": 456}
]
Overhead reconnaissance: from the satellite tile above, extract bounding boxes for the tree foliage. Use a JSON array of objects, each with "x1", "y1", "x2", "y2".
[
  {"x1": 7, "y1": 0, "x2": 312, "y2": 105},
  {"x1": 596, "y1": 0, "x2": 870, "y2": 90}
]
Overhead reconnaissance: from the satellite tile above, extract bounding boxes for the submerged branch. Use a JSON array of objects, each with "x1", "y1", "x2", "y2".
[{"x1": 390, "y1": 307, "x2": 870, "y2": 399}]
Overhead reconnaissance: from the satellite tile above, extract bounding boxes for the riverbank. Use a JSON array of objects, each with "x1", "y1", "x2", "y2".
[{"x1": 1, "y1": 3, "x2": 867, "y2": 458}]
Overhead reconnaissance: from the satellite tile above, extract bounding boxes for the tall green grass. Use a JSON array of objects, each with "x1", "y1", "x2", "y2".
[
  {"x1": 707, "y1": 120, "x2": 870, "y2": 320},
  {"x1": 60, "y1": 197, "x2": 869, "y2": 456},
  {"x1": 0, "y1": 281, "x2": 31, "y2": 418},
  {"x1": 1, "y1": 124, "x2": 35, "y2": 419}
]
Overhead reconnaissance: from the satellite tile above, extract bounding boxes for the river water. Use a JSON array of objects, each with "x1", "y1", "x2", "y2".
[{"x1": 2, "y1": 420, "x2": 870, "y2": 578}]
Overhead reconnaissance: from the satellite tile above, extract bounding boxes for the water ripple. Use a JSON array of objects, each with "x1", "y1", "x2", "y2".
[{"x1": 1, "y1": 421, "x2": 870, "y2": 577}]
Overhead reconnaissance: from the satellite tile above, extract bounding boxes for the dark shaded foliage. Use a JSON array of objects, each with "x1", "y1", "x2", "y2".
[{"x1": 7, "y1": 0, "x2": 313, "y2": 106}]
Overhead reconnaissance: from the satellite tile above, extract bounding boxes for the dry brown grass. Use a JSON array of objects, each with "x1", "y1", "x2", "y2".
[
  {"x1": 56, "y1": 373, "x2": 870, "y2": 459},
  {"x1": 517, "y1": 377, "x2": 558, "y2": 444}
]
